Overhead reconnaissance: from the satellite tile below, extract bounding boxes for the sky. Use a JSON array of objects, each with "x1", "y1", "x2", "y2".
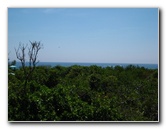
[{"x1": 8, "y1": 8, "x2": 158, "y2": 64}]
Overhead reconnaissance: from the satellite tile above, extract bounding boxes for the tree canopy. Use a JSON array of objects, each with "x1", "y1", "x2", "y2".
[{"x1": 8, "y1": 64, "x2": 158, "y2": 121}]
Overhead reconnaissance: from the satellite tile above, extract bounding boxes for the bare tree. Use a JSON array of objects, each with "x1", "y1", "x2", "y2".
[
  {"x1": 28, "y1": 41, "x2": 42, "y2": 68},
  {"x1": 15, "y1": 41, "x2": 43, "y2": 86},
  {"x1": 15, "y1": 43, "x2": 27, "y2": 77}
]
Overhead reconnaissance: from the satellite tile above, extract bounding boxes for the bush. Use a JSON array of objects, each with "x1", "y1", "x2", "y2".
[{"x1": 8, "y1": 65, "x2": 158, "y2": 121}]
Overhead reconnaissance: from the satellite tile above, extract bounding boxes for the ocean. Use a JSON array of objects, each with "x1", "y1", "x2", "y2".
[{"x1": 14, "y1": 62, "x2": 158, "y2": 69}]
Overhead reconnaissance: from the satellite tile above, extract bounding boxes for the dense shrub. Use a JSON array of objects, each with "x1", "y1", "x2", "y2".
[{"x1": 8, "y1": 65, "x2": 158, "y2": 121}]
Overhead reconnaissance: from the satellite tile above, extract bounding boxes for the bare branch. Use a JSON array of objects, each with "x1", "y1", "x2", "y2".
[{"x1": 15, "y1": 41, "x2": 43, "y2": 82}]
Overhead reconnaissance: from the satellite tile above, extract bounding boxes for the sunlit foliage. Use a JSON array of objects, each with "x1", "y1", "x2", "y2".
[{"x1": 8, "y1": 65, "x2": 158, "y2": 121}]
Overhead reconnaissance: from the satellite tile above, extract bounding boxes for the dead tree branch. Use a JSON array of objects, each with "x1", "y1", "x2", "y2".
[{"x1": 15, "y1": 41, "x2": 43, "y2": 87}]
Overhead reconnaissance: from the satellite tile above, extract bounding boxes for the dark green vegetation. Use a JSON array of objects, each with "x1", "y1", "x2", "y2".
[{"x1": 8, "y1": 64, "x2": 158, "y2": 121}]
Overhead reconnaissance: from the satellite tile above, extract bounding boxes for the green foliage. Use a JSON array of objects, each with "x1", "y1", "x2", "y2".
[{"x1": 8, "y1": 65, "x2": 158, "y2": 121}]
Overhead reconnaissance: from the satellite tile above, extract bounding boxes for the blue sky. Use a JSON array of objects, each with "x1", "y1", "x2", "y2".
[{"x1": 8, "y1": 8, "x2": 158, "y2": 64}]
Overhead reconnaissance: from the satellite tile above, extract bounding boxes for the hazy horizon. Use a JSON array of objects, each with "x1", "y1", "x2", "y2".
[
  {"x1": 13, "y1": 61, "x2": 158, "y2": 65},
  {"x1": 8, "y1": 8, "x2": 158, "y2": 64}
]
